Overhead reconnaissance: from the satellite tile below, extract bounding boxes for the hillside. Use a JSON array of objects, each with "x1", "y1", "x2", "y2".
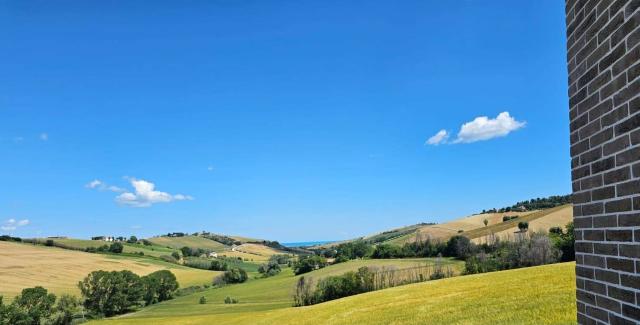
[
  {"x1": 92, "y1": 262, "x2": 576, "y2": 325},
  {"x1": 91, "y1": 258, "x2": 463, "y2": 323},
  {"x1": 0, "y1": 241, "x2": 220, "y2": 299},
  {"x1": 147, "y1": 235, "x2": 228, "y2": 251},
  {"x1": 33, "y1": 238, "x2": 178, "y2": 258}
]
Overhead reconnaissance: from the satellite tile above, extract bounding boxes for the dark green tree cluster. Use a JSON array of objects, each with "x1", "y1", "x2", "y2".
[
  {"x1": 78, "y1": 270, "x2": 179, "y2": 317},
  {"x1": 85, "y1": 242, "x2": 123, "y2": 254},
  {"x1": 482, "y1": 194, "x2": 571, "y2": 213},
  {"x1": 293, "y1": 255, "x2": 328, "y2": 275},
  {"x1": 258, "y1": 261, "x2": 281, "y2": 277},
  {"x1": 214, "y1": 267, "x2": 248, "y2": 285},
  {"x1": 549, "y1": 222, "x2": 575, "y2": 262},
  {"x1": 0, "y1": 287, "x2": 79, "y2": 325},
  {"x1": 180, "y1": 246, "x2": 211, "y2": 257}
]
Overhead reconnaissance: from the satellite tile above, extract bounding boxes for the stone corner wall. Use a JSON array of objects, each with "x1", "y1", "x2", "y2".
[{"x1": 566, "y1": 0, "x2": 640, "y2": 324}]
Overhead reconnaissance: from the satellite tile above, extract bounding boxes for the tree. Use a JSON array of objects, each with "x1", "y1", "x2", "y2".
[
  {"x1": 258, "y1": 261, "x2": 281, "y2": 277},
  {"x1": 78, "y1": 270, "x2": 144, "y2": 316},
  {"x1": 171, "y1": 251, "x2": 181, "y2": 261},
  {"x1": 518, "y1": 221, "x2": 529, "y2": 232},
  {"x1": 141, "y1": 270, "x2": 179, "y2": 306},
  {"x1": 108, "y1": 242, "x2": 124, "y2": 253},
  {"x1": 199, "y1": 296, "x2": 207, "y2": 304},
  {"x1": 127, "y1": 236, "x2": 138, "y2": 244},
  {"x1": 180, "y1": 246, "x2": 193, "y2": 257},
  {"x1": 483, "y1": 219, "x2": 488, "y2": 227},
  {"x1": 215, "y1": 267, "x2": 248, "y2": 285},
  {"x1": 12, "y1": 286, "x2": 56, "y2": 324},
  {"x1": 48, "y1": 294, "x2": 80, "y2": 325},
  {"x1": 445, "y1": 236, "x2": 474, "y2": 259},
  {"x1": 293, "y1": 255, "x2": 327, "y2": 275}
]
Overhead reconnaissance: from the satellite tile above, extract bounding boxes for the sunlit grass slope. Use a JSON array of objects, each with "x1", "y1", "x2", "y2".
[
  {"x1": 147, "y1": 236, "x2": 227, "y2": 251},
  {"x1": 93, "y1": 258, "x2": 462, "y2": 323},
  {"x1": 0, "y1": 241, "x2": 220, "y2": 298},
  {"x1": 96, "y1": 262, "x2": 575, "y2": 325},
  {"x1": 34, "y1": 238, "x2": 178, "y2": 258}
]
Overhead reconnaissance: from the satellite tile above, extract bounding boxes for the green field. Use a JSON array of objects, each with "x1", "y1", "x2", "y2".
[
  {"x1": 93, "y1": 262, "x2": 575, "y2": 325},
  {"x1": 92, "y1": 258, "x2": 463, "y2": 324},
  {"x1": 147, "y1": 236, "x2": 228, "y2": 251},
  {"x1": 37, "y1": 238, "x2": 179, "y2": 258}
]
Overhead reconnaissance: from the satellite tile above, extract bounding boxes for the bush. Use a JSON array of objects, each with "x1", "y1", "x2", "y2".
[
  {"x1": 199, "y1": 296, "x2": 207, "y2": 304},
  {"x1": 171, "y1": 251, "x2": 181, "y2": 260},
  {"x1": 45, "y1": 240, "x2": 54, "y2": 247},
  {"x1": 224, "y1": 296, "x2": 239, "y2": 304},
  {"x1": 445, "y1": 236, "x2": 474, "y2": 260}
]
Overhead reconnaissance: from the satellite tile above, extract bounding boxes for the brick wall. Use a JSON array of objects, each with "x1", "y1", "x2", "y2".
[{"x1": 566, "y1": 0, "x2": 640, "y2": 324}]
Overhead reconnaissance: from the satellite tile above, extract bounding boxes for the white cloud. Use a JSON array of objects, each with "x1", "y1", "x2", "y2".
[
  {"x1": 86, "y1": 179, "x2": 125, "y2": 192},
  {"x1": 454, "y1": 112, "x2": 525, "y2": 143},
  {"x1": 207, "y1": 165, "x2": 214, "y2": 172},
  {"x1": 40, "y1": 133, "x2": 48, "y2": 141},
  {"x1": 426, "y1": 129, "x2": 449, "y2": 145},
  {"x1": 1, "y1": 218, "x2": 30, "y2": 232},
  {"x1": 427, "y1": 112, "x2": 525, "y2": 146},
  {"x1": 86, "y1": 180, "x2": 103, "y2": 189},
  {"x1": 114, "y1": 178, "x2": 193, "y2": 208}
]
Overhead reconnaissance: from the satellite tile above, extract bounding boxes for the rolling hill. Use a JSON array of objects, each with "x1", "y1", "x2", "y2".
[
  {"x1": 91, "y1": 262, "x2": 576, "y2": 325},
  {"x1": 0, "y1": 241, "x2": 220, "y2": 299},
  {"x1": 147, "y1": 235, "x2": 228, "y2": 251}
]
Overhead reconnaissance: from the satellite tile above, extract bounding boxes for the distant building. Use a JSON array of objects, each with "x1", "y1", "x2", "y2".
[
  {"x1": 208, "y1": 252, "x2": 218, "y2": 258},
  {"x1": 91, "y1": 236, "x2": 115, "y2": 242}
]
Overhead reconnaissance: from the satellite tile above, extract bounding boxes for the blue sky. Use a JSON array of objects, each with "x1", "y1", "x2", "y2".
[{"x1": 0, "y1": 1, "x2": 570, "y2": 242}]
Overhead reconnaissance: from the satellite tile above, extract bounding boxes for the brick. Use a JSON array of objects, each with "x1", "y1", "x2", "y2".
[
  {"x1": 583, "y1": 202, "x2": 604, "y2": 215},
  {"x1": 607, "y1": 257, "x2": 636, "y2": 272},
  {"x1": 587, "y1": 304, "x2": 610, "y2": 321},
  {"x1": 574, "y1": 165, "x2": 592, "y2": 180},
  {"x1": 615, "y1": 113, "x2": 640, "y2": 136},
  {"x1": 605, "y1": 136, "x2": 631, "y2": 156},
  {"x1": 582, "y1": 175, "x2": 604, "y2": 190},
  {"x1": 608, "y1": 285, "x2": 636, "y2": 304},
  {"x1": 589, "y1": 99, "x2": 614, "y2": 121},
  {"x1": 597, "y1": 11, "x2": 624, "y2": 44},
  {"x1": 604, "y1": 167, "x2": 631, "y2": 184},
  {"x1": 616, "y1": 179, "x2": 640, "y2": 196},
  {"x1": 616, "y1": 146, "x2": 640, "y2": 166},
  {"x1": 621, "y1": 303, "x2": 640, "y2": 321},
  {"x1": 593, "y1": 214, "x2": 617, "y2": 227},
  {"x1": 614, "y1": 78, "x2": 640, "y2": 107},
  {"x1": 619, "y1": 244, "x2": 640, "y2": 257},
  {"x1": 596, "y1": 294, "x2": 622, "y2": 313},
  {"x1": 610, "y1": 313, "x2": 637, "y2": 325},
  {"x1": 606, "y1": 229, "x2": 634, "y2": 241},
  {"x1": 601, "y1": 103, "x2": 629, "y2": 127},
  {"x1": 618, "y1": 212, "x2": 640, "y2": 226},
  {"x1": 620, "y1": 273, "x2": 640, "y2": 289},
  {"x1": 600, "y1": 41, "x2": 627, "y2": 71},
  {"x1": 584, "y1": 254, "x2": 607, "y2": 267},
  {"x1": 585, "y1": 229, "x2": 606, "y2": 240},
  {"x1": 613, "y1": 43, "x2": 640, "y2": 76},
  {"x1": 591, "y1": 128, "x2": 614, "y2": 148},
  {"x1": 595, "y1": 268, "x2": 620, "y2": 284},
  {"x1": 605, "y1": 198, "x2": 632, "y2": 212},
  {"x1": 611, "y1": 10, "x2": 640, "y2": 47},
  {"x1": 593, "y1": 242, "x2": 619, "y2": 255},
  {"x1": 577, "y1": 241, "x2": 595, "y2": 253}
]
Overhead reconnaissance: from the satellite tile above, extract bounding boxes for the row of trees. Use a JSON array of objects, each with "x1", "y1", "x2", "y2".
[
  {"x1": 482, "y1": 194, "x2": 572, "y2": 214},
  {"x1": 293, "y1": 255, "x2": 328, "y2": 275}
]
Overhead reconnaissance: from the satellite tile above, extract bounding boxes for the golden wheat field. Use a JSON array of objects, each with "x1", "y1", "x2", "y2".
[{"x1": 0, "y1": 241, "x2": 220, "y2": 298}]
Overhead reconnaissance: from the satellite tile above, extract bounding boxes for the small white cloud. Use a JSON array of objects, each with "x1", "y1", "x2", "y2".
[
  {"x1": 86, "y1": 180, "x2": 125, "y2": 193},
  {"x1": 426, "y1": 129, "x2": 449, "y2": 146},
  {"x1": 207, "y1": 165, "x2": 214, "y2": 172},
  {"x1": 1, "y1": 218, "x2": 30, "y2": 232},
  {"x1": 114, "y1": 178, "x2": 193, "y2": 208},
  {"x1": 40, "y1": 133, "x2": 48, "y2": 141},
  {"x1": 454, "y1": 112, "x2": 525, "y2": 143},
  {"x1": 86, "y1": 180, "x2": 103, "y2": 189}
]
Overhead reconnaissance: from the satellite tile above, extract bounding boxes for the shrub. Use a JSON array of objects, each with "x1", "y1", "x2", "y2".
[
  {"x1": 199, "y1": 296, "x2": 206, "y2": 304},
  {"x1": 223, "y1": 296, "x2": 238, "y2": 304},
  {"x1": 171, "y1": 251, "x2": 181, "y2": 260}
]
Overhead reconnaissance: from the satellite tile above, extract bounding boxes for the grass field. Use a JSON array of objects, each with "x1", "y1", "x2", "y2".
[
  {"x1": 92, "y1": 258, "x2": 463, "y2": 324},
  {"x1": 34, "y1": 238, "x2": 178, "y2": 258},
  {"x1": 147, "y1": 236, "x2": 228, "y2": 251},
  {"x1": 0, "y1": 241, "x2": 221, "y2": 299},
  {"x1": 221, "y1": 243, "x2": 288, "y2": 262},
  {"x1": 94, "y1": 262, "x2": 575, "y2": 325}
]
